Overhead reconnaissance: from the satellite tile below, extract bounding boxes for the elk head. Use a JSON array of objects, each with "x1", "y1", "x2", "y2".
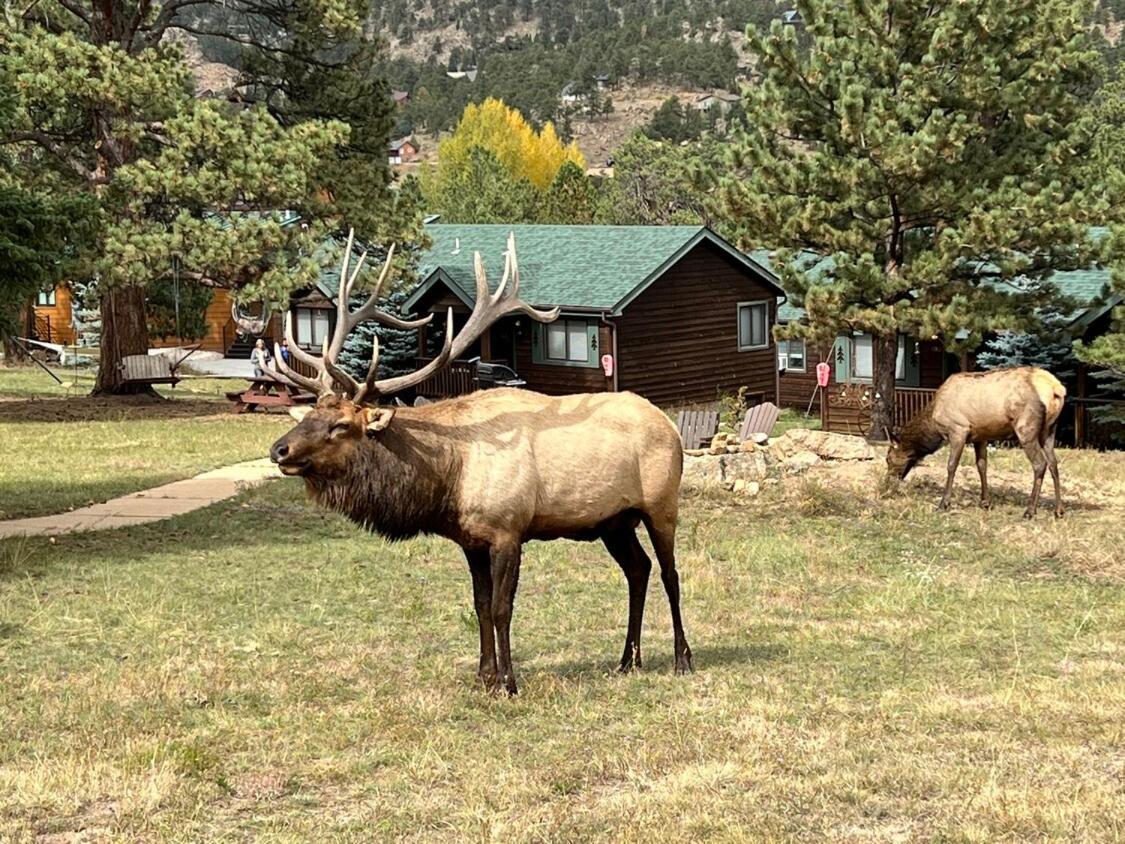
[
  {"x1": 884, "y1": 427, "x2": 919, "y2": 480},
  {"x1": 267, "y1": 229, "x2": 559, "y2": 477}
]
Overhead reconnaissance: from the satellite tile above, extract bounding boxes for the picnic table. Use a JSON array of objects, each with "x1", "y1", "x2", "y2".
[{"x1": 226, "y1": 375, "x2": 316, "y2": 414}]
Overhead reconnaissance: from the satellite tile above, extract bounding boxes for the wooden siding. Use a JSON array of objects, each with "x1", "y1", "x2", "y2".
[
  {"x1": 614, "y1": 241, "x2": 778, "y2": 406},
  {"x1": 32, "y1": 286, "x2": 76, "y2": 345},
  {"x1": 151, "y1": 288, "x2": 235, "y2": 354},
  {"x1": 513, "y1": 323, "x2": 612, "y2": 395}
]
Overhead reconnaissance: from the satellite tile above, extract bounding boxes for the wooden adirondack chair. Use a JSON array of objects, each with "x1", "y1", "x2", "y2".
[
  {"x1": 676, "y1": 409, "x2": 720, "y2": 450},
  {"x1": 739, "y1": 401, "x2": 781, "y2": 440}
]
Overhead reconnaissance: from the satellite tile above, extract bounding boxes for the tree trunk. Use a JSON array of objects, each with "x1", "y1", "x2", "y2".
[
  {"x1": 93, "y1": 285, "x2": 157, "y2": 396},
  {"x1": 867, "y1": 333, "x2": 898, "y2": 442},
  {"x1": 1, "y1": 303, "x2": 36, "y2": 363}
]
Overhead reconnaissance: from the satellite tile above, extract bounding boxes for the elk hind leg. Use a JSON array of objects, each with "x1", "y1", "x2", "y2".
[
  {"x1": 603, "y1": 520, "x2": 652, "y2": 673},
  {"x1": 642, "y1": 513, "x2": 692, "y2": 675},
  {"x1": 973, "y1": 441, "x2": 991, "y2": 510},
  {"x1": 489, "y1": 540, "x2": 522, "y2": 695},
  {"x1": 464, "y1": 548, "x2": 497, "y2": 687},
  {"x1": 1016, "y1": 404, "x2": 1049, "y2": 519},
  {"x1": 939, "y1": 432, "x2": 968, "y2": 511},
  {"x1": 1045, "y1": 424, "x2": 1063, "y2": 518}
]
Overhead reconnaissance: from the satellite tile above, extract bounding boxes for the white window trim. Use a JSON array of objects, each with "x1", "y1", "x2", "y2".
[
  {"x1": 850, "y1": 333, "x2": 905, "y2": 382},
  {"x1": 546, "y1": 318, "x2": 591, "y2": 363},
  {"x1": 778, "y1": 337, "x2": 807, "y2": 372},
  {"x1": 736, "y1": 301, "x2": 770, "y2": 352},
  {"x1": 295, "y1": 307, "x2": 331, "y2": 350}
]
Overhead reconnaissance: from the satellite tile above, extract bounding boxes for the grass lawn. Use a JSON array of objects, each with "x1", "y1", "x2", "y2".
[
  {"x1": 0, "y1": 368, "x2": 289, "y2": 520},
  {"x1": 0, "y1": 441, "x2": 1122, "y2": 840}
]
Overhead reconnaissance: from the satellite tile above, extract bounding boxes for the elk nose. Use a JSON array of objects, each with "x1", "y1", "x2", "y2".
[{"x1": 270, "y1": 440, "x2": 290, "y2": 463}]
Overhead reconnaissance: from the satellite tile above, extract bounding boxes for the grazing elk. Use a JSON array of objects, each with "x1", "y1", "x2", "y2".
[
  {"x1": 885, "y1": 367, "x2": 1066, "y2": 518},
  {"x1": 266, "y1": 232, "x2": 692, "y2": 694}
]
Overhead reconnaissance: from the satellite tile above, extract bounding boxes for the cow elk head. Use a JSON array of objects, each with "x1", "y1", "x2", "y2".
[{"x1": 267, "y1": 229, "x2": 558, "y2": 476}]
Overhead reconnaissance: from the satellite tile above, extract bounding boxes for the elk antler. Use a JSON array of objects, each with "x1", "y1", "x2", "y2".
[{"x1": 264, "y1": 229, "x2": 558, "y2": 404}]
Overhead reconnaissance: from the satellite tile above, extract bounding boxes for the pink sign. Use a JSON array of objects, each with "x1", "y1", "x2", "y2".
[
  {"x1": 816, "y1": 361, "x2": 831, "y2": 388},
  {"x1": 601, "y1": 354, "x2": 614, "y2": 377}
]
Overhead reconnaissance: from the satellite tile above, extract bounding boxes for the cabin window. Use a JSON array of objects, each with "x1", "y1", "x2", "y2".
[
  {"x1": 295, "y1": 307, "x2": 331, "y2": 349},
  {"x1": 777, "y1": 338, "x2": 806, "y2": 372},
  {"x1": 852, "y1": 334, "x2": 905, "y2": 381},
  {"x1": 737, "y1": 302, "x2": 769, "y2": 351},
  {"x1": 532, "y1": 318, "x2": 600, "y2": 368},
  {"x1": 37, "y1": 289, "x2": 56, "y2": 306},
  {"x1": 546, "y1": 319, "x2": 590, "y2": 363}
]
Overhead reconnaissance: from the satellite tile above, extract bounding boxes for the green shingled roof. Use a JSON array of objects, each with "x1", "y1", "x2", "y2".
[{"x1": 407, "y1": 224, "x2": 781, "y2": 314}]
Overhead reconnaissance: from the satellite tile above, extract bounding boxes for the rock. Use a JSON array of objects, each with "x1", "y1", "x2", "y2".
[
  {"x1": 725, "y1": 445, "x2": 740, "y2": 454},
  {"x1": 784, "y1": 450, "x2": 821, "y2": 473},
  {"x1": 710, "y1": 433, "x2": 731, "y2": 449},
  {"x1": 767, "y1": 428, "x2": 876, "y2": 462},
  {"x1": 739, "y1": 440, "x2": 757, "y2": 453},
  {"x1": 732, "y1": 479, "x2": 748, "y2": 494},
  {"x1": 749, "y1": 432, "x2": 770, "y2": 445},
  {"x1": 681, "y1": 450, "x2": 776, "y2": 492},
  {"x1": 684, "y1": 448, "x2": 707, "y2": 456}
]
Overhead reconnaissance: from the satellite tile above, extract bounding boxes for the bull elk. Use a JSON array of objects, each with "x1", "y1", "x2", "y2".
[
  {"x1": 885, "y1": 367, "x2": 1066, "y2": 518},
  {"x1": 265, "y1": 231, "x2": 692, "y2": 694}
]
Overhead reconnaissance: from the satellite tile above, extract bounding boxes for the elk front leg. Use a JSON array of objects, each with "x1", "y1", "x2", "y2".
[
  {"x1": 938, "y1": 433, "x2": 968, "y2": 511},
  {"x1": 464, "y1": 548, "x2": 497, "y2": 688},
  {"x1": 973, "y1": 441, "x2": 991, "y2": 510},
  {"x1": 489, "y1": 540, "x2": 523, "y2": 695}
]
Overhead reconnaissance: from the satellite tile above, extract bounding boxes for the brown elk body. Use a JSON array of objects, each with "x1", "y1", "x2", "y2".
[
  {"x1": 264, "y1": 231, "x2": 691, "y2": 694},
  {"x1": 886, "y1": 367, "x2": 1066, "y2": 518}
]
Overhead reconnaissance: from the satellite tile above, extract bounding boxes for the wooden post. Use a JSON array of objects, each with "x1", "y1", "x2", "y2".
[
  {"x1": 480, "y1": 327, "x2": 492, "y2": 362},
  {"x1": 1075, "y1": 365, "x2": 1088, "y2": 448},
  {"x1": 417, "y1": 322, "x2": 428, "y2": 358}
]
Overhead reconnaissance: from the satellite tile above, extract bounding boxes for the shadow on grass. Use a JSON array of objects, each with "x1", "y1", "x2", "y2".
[
  {"x1": 0, "y1": 395, "x2": 234, "y2": 424},
  {"x1": 905, "y1": 477, "x2": 1102, "y2": 513},
  {"x1": 541, "y1": 640, "x2": 788, "y2": 680}
]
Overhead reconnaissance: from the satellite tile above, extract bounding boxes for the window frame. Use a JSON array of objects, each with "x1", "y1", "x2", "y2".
[
  {"x1": 37, "y1": 289, "x2": 56, "y2": 307},
  {"x1": 777, "y1": 337, "x2": 807, "y2": 373},
  {"x1": 736, "y1": 301, "x2": 770, "y2": 352},
  {"x1": 294, "y1": 306, "x2": 332, "y2": 350},
  {"x1": 532, "y1": 317, "x2": 601, "y2": 369},
  {"x1": 850, "y1": 333, "x2": 906, "y2": 382}
]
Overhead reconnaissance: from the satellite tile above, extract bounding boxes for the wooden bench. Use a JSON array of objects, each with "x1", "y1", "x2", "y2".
[
  {"x1": 676, "y1": 409, "x2": 720, "y2": 450},
  {"x1": 227, "y1": 376, "x2": 316, "y2": 413},
  {"x1": 120, "y1": 346, "x2": 200, "y2": 388}
]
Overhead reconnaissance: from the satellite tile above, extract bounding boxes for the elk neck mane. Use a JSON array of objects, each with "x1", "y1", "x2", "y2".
[
  {"x1": 304, "y1": 421, "x2": 461, "y2": 541},
  {"x1": 899, "y1": 401, "x2": 945, "y2": 458}
]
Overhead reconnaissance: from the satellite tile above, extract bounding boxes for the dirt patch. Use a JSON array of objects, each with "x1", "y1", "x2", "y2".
[{"x1": 0, "y1": 394, "x2": 231, "y2": 424}]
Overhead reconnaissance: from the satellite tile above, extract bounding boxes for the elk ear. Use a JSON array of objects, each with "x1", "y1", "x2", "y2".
[
  {"x1": 289, "y1": 406, "x2": 313, "y2": 422},
  {"x1": 364, "y1": 406, "x2": 396, "y2": 434},
  {"x1": 884, "y1": 425, "x2": 899, "y2": 445}
]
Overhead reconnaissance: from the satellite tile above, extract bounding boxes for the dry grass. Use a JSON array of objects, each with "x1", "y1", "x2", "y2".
[
  {"x1": 0, "y1": 436, "x2": 1122, "y2": 840},
  {"x1": 0, "y1": 368, "x2": 288, "y2": 519}
]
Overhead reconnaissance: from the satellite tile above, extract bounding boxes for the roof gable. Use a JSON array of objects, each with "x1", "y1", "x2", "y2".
[{"x1": 409, "y1": 224, "x2": 781, "y2": 314}]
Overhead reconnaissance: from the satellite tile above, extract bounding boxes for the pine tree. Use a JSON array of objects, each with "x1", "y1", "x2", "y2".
[
  {"x1": 540, "y1": 161, "x2": 597, "y2": 223},
  {"x1": 70, "y1": 280, "x2": 102, "y2": 348},
  {"x1": 0, "y1": 0, "x2": 412, "y2": 394},
  {"x1": 721, "y1": 0, "x2": 1104, "y2": 440},
  {"x1": 339, "y1": 288, "x2": 420, "y2": 383}
]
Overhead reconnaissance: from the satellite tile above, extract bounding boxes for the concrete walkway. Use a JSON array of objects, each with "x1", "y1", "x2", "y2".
[{"x1": 0, "y1": 459, "x2": 281, "y2": 539}]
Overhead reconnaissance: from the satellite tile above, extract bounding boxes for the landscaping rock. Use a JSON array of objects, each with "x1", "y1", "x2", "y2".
[
  {"x1": 784, "y1": 450, "x2": 821, "y2": 473},
  {"x1": 682, "y1": 450, "x2": 774, "y2": 491},
  {"x1": 749, "y1": 432, "x2": 770, "y2": 445},
  {"x1": 768, "y1": 428, "x2": 876, "y2": 461}
]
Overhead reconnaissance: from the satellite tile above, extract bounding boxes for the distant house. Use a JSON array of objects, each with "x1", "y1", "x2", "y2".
[
  {"x1": 560, "y1": 81, "x2": 581, "y2": 106},
  {"x1": 388, "y1": 137, "x2": 419, "y2": 165},
  {"x1": 763, "y1": 250, "x2": 1123, "y2": 444},
  {"x1": 781, "y1": 9, "x2": 803, "y2": 26},
  {"x1": 402, "y1": 224, "x2": 785, "y2": 405},
  {"x1": 693, "y1": 90, "x2": 742, "y2": 113},
  {"x1": 446, "y1": 67, "x2": 478, "y2": 82},
  {"x1": 594, "y1": 73, "x2": 612, "y2": 91},
  {"x1": 391, "y1": 89, "x2": 411, "y2": 107}
]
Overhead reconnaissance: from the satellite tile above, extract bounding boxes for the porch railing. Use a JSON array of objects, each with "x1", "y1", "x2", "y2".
[
  {"x1": 415, "y1": 357, "x2": 477, "y2": 398},
  {"x1": 33, "y1": 314, "x2": 52, "y2": 344},
  {"x1": 893, "y1": 387, "x2": 937, "y2": 427},
  {"x1": 821, "y1": 384, "x2": 938, "y2": 436}
]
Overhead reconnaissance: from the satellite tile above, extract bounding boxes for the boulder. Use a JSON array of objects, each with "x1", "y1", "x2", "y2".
[
  {"x1": 768, "y1": 428, "x2": 875, "y2": 462},
  {"x1": 681, "y1": 450, "x2": 775, "y2": 491},
  {"x1": 749, "y1": 432, "x2": 770, "y2": 445},
  {"x1": 784, "y1": 450, "x2": 821, "y2": 473}
]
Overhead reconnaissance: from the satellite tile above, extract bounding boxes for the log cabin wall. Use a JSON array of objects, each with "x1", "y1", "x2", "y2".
[
  {"x1": 32, "y1": 286, "x2": 77, "y2": 345},
  {"x1": 614, "y1": 241, "x2": 779, "y2": 406}
]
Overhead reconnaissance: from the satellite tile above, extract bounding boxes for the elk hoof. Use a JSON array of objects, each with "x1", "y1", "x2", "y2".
[
  {"x1": 1022, "y1": 509, "x2": 1036, "y2": 520},
  {"x1": 980, "y1": 500, "x2": 992, "y2": 510},
  {"x1": 1055, "y1": 508, "x2": 1065, "y2": 519},
  {"x1": 674, "y1": 648, "x2": 694, "y2": 675},
  {"x1": 618, "y1": 658, "x2": 641, "y2": 674},
  {"x1": 936, "y1": 500, "x2": 950, "y2": 512}
]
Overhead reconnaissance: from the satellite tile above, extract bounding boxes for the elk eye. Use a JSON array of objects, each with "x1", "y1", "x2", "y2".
[{"x1": 329, "y1": 421, "x2": 351, "y2": 437}]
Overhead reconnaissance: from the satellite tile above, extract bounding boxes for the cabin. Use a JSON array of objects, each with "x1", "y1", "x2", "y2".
[
  {"x1": 388, "y1": 137, "x2": 419, "y2": 165},
  {"x1": 693, "y1": 91, "x2": 741, "y2": 113},
  {"x1": 767, "y1": 256, "x2": 1124, "y2": 446},
  {"x1": 400, "y1": 224, "x2": 786, "y2": 406}
]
